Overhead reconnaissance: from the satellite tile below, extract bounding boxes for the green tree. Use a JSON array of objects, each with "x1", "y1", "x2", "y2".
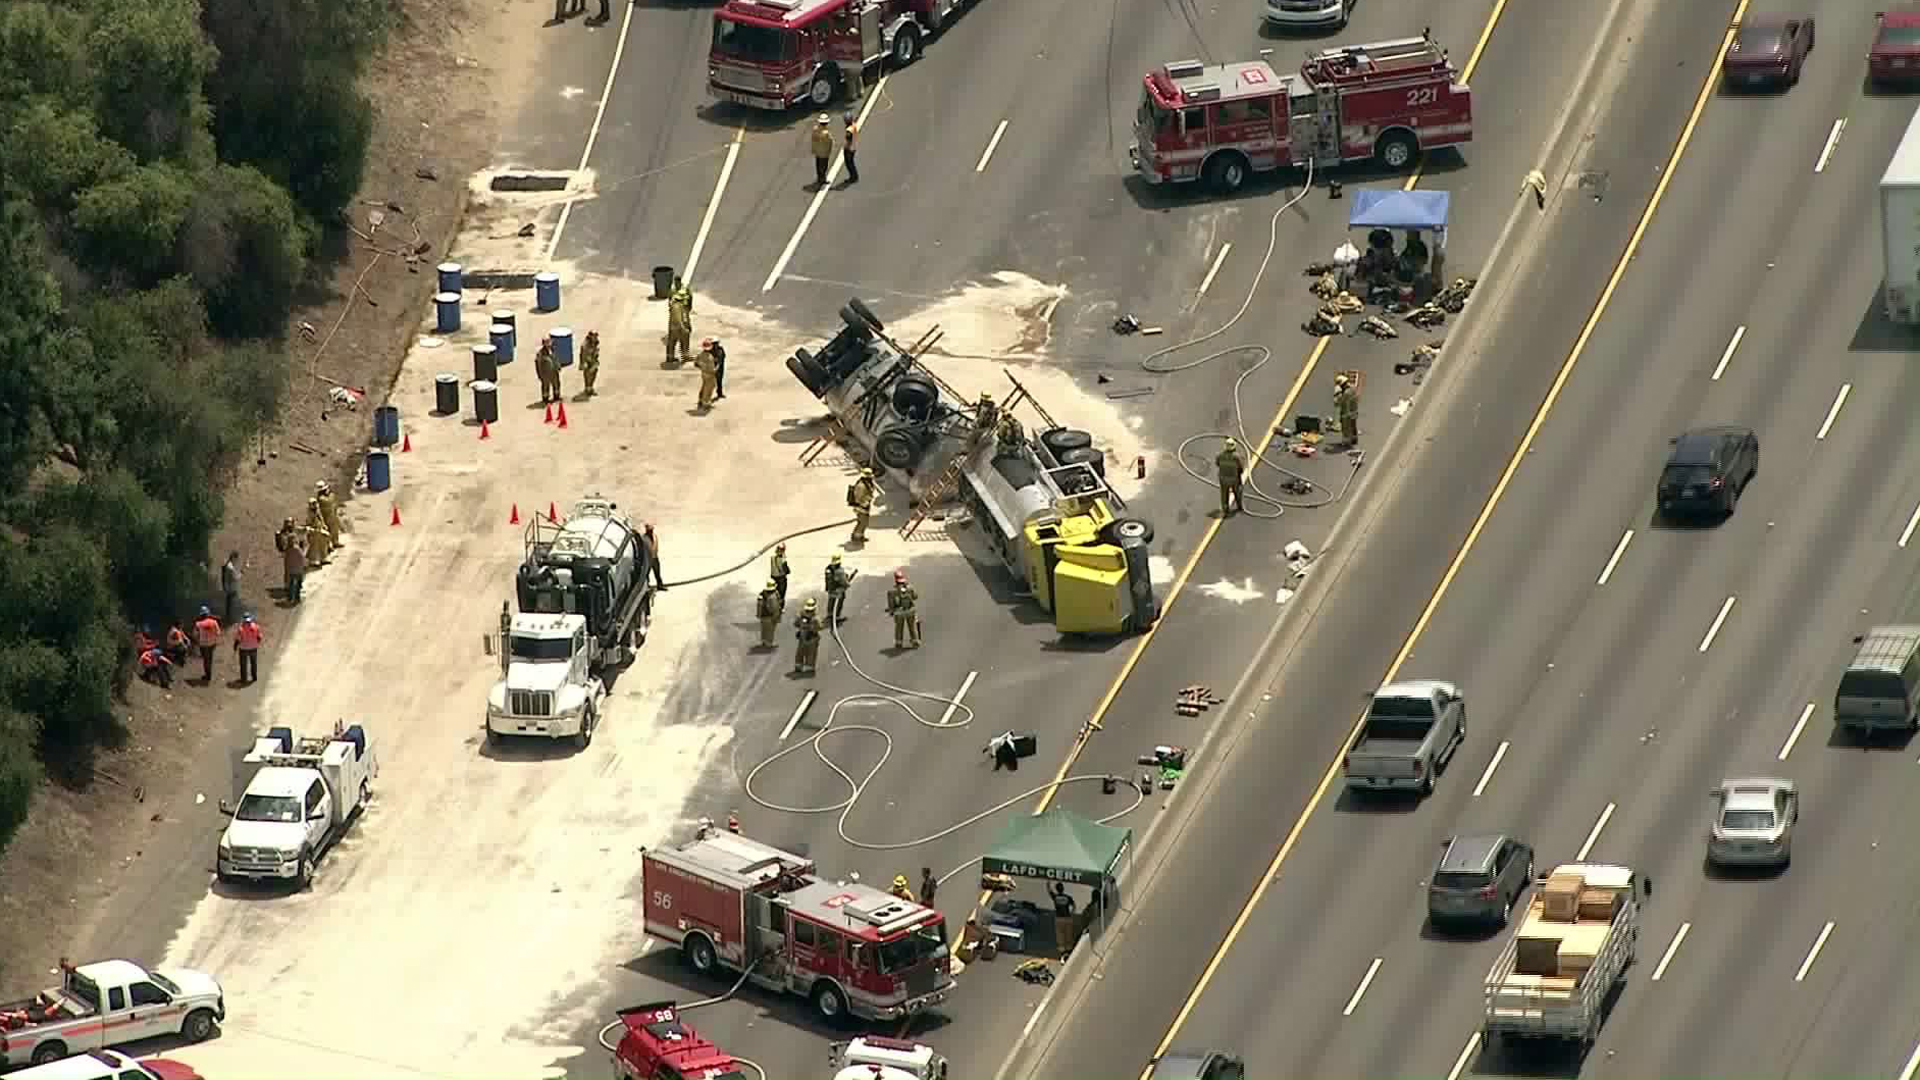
[
  {"x1": 180, "y1": 164, "x2": 312, "y2": 339},
  {"x1": 0, "y1": 193, "x2": 59, "y2": 492},
  {"x1": 1, "y1": 100, "x2": 133, "y2": 208},
  {"x1": 70, "y1": 163, "x2": 194, "y2": 282},
  {"x1": 85, "y1": 0, "x2": 216, "y2": 165}
]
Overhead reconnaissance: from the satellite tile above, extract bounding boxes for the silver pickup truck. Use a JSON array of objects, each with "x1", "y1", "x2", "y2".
[{"x1": 1343, "y1": 679, "x2": 1466, "y2": 796}]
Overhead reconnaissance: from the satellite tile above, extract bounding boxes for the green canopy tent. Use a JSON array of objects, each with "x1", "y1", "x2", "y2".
[{"x1": 982, "y1": 808, "x2": 1133, "y2": 943}]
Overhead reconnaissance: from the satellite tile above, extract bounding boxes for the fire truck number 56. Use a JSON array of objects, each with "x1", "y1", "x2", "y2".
[
  {"x1": 1406, "y1": 87, "x2": 1437, "y2": 107},
  {"x1": 652, "y1": 890, "x2": 673, "y2": 911}
]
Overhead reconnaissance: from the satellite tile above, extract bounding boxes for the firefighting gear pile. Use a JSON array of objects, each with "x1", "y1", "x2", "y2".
[
  {"x1": 1405, "y1": 277, "x2": 1478, "y2": 329},
  {"x1": 1013, "y1": 959, "x2": 1056, "y2": 986},
  {"x1": 1396, "y1": 341, "x2": 1444, "y2": 380},
  {"x1": 1304, "y1": 289, "x2": 1364, "y2": 337},
  {"x1": 1358, "y1": 314, "x2": 1398, "y2": 339}
]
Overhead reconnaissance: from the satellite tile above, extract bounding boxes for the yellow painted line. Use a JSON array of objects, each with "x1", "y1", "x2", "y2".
[{"x1": 1135, "y1": 2, "x2": 1752, "y2": 1072}]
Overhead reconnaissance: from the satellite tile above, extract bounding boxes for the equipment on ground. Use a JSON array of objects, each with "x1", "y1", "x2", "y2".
[
  {"x1": 789, "y1": 298, "x2": 1158, "y2": 635},
  {"x1": 1881, "y1": 105, "x2": 1920, "y2": 323},
  {"x1": 609, "y1": 1001, "x2": 750, "y2": 1080},
  {"x1": 1482, "y1": 862, "x2": 1645, "y2": 1050},
  {"x1": 216, "y1": 722, "x2": 376, "y2": 889},
  {"x1": 829, "y1": 1036, "x2": 950, "y2": 1080},
  {"x1": 0, "y1": 960, "x2": 225, "y2": 1067},
  {"x1": 487, "y1": 495, "x2": 655, "y2": 747},
  {"x1": 1130, "y1": 33, "x2": 1473, "y2": 192},
  {"x1": 640, "y1": 823, "x2": 955, "y2": 1023},
  {"x1": 708, "y1": 0, "x2": 963, "y2": 111}
]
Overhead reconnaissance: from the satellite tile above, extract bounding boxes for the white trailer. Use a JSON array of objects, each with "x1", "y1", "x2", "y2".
[
  {"x1": 1881, "y1": 105, "x2": 1920, "y2": 324},
  {"x1": 1482, "y1": 862, "x2": 1645, "y2": 1050}
]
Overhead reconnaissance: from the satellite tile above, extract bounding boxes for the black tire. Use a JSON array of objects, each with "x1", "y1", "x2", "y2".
[
  {"x1": 30, "y1": 1042, "x2": 67, "y2": 1066},
  {"x1": 849, "y1": 298, "x2": 884, "y2": 331},
  {"x1": 1419, "y1": 773, "x2": 1434, "y2": 796},
  {"x1": 1204, "y1": 152, "x2": 1249, "y2": 194},
  {"x1": 576, "y1": 706, "x2": 595, "y2": 749},
  {"x1": 891, "y1": 25, "x2": 920, "y2": 66},
  {"x1": 808, "y1": 70, "x2": 837, "y2": 107},
  {"x1": 183, "y1": 1007, "x2": 218, "y2": 1042},
  {"x1": 892, "y1": 375, "x2": 937, "y2": 419},
  {"x1": 1060, "y1": 445, "x2": 1105, "y2": 477},
  {"x1": 685, "y1": 933, "x2": 718, "y2": 974},
  {"x1": 1376, "y1": 131, "x2": 1419, "y2": 170},
  {"x1": 297, "y1": 851, "x2": 316, "y2": 891},
  {"x1": 787, "y1": 354, "x2": 829, "y2": 398},
  {"x1": 1040, "y1": 427, "x2": 1093, "y2": 456},
  {"x1": 1108, "y1": 518, "x2": 1155, "y2": 545},
  {"x1": 812, "y1": 980, "x2": 849, "y2": 1021},
  {"x1": 875, "y1": 428, "x2": 921, "y2": 470}
]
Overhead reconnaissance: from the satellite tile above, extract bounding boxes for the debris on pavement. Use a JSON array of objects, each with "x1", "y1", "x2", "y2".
[
  {"x1": 1359, "y1": 314, "x2": 1398, "y2": 339},
  {"x1": 1014, "y1": 959, "x2": 1055, "y2": 986},
  {"x1": 1389, "y1": 398, "x2": 1412, "y2": 417},
  {"x1": 1175, "y1": 686, "x2": 1222, "y2": 717},
  {"x1": 1396, "y1": 340, "x2": 1443, "y2": 378},
  {"x1": 1112, "y1": 314, "x2": 1141, "y2": 335}
]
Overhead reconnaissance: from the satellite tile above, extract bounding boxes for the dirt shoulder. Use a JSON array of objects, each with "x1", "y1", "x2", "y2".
[{"x1": 0, "y1": 0, "x2": 528, "y2": 981}]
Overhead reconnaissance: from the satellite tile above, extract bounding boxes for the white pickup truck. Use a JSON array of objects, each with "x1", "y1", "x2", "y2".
[
  {"x1": 1483, "y1": 862, "x2": 1646, "y2": 1050},
  {"x1": 0, "y1": 959, "x2": 224, "y2": 1068},
  {"x1": 828, "y1": 1036, "x2": 949, "y2": 1080},
  {"x1": 217, "y1": 723, "x2": 375, "y2": 889},
  {"x1": 1343, "y1": 679, "x2": 1466, "y2": 795}
]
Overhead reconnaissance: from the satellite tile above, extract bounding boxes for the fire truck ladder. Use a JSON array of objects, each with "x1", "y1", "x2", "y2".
[
  {"x1": 898, "y1": 376, "x2": 1034, "y2": 540},
  {"x1": 798, "y1": 416, "x2": 849, "y2": 466}
]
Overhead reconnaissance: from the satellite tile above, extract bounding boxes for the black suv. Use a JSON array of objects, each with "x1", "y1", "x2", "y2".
[{"x1": 1658, "y1": 425, "x2": 1759, "y2": 519}]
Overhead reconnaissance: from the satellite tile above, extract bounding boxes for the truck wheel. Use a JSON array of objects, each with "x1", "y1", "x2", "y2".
[
  {"x1": 1040, "y1": 427, "x2": 1092, "y2": 456},
  {"x1": 30, "y1": 1042, "x2": 67, "y2": 1065},
  {"x1": 576, "y1": 706, "x2": 596, "y2": 750},
  {"x1": 1060, "y1": 446, "x2": 1105, "y2": 477},
  {"x1": 1108, "y1": 518, "x2": 1155, "y2": 545},
  {"x1": 848, "y1": 298, "x2": 884, "y2": 331},
  {"x1": 1204, "y1": 152, "x2": 1249, "y2": 194},
  {"x1": 876, "y1": 429, "x2": 921, "y2": 470},
  {"x1": 891, "y1": 25, "x2": 920, "y2": 66},
  {"x1": 788, "y1": 353, "x2": 830, "y2": 397},
  {"x1": 1419, "y1": 773, "x2": 1434, "y2": 796},
  {"x1": 891, "y1": 374, "x2": 938, "y2": 420},
  {"x1": 297, "y1": 851, "x2": 316, "y2": 891},
  {"x1": 684, "y1": 933, "x2": 718, "y2": 975},
  {"x1": 808, "y1": 70, "x2": 837, "y2": 106},
  {"x1": 812, "y1": 980, "x2": 848, "y2": 1022},
  {"x1": 182, "y1": 1007, "x2": 219, "y2": 1042},
  {"x1": 1375, "y1": 131, "x2": 1419, "y2": 170}
]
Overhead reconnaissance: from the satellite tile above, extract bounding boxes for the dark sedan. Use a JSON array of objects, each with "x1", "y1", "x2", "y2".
[
  {"x1": 1723, "y1": 15, "x2": 1814, "y2": 88},
  {"x1": 1145, "y1": 1051, "x2": 1247, "y2": 1080},
  {"x1": 1870, "y1": 8, "x2": 1920, "y2": 86},
  {"x1": 1657, "y1": 425, "x2": 1759, "y2": 521}
]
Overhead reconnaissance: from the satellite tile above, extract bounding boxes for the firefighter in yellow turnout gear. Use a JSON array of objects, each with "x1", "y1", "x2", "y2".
[
  {"x1": 666, "y1": 277, "x2": 694, "y2": 365},
  {"x1": 304, "y1": 497, "x2": 333, "y2": 566},
  {"x1": 756, "y1": 580, "x2": 781, "y2": 647},
  {"x1": 886, "y1": 570, "x2": 921, "y2": 649},
  {"x1": 1333, "y1": 372, "x2": 1360, "y2": 445},
  {"x1": 847, "y1": 468, "x2": 878, "y2": 543},
  {"x1": 1216, "y1": 437, "x2": 1246, "y2": 516},
  {"x1": 314, "y1": 480, "x2": 344, "y2": 548},
  {"x1": 579, "y1": 330, "x2": 601, "y2": 397},
  {"x1": 793, "y1": 598, "x2": 823, "y2": 675}
]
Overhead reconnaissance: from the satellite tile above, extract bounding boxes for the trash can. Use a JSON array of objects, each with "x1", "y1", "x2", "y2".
[
  {"x1": 433, "y1": 292, "x2": 461, "y2": 333},
  {"x1": 434, "y1": 373, "x2": 460, "y2": 416},
  {"x1": 436, "y1": 262, "x2": 464, "y2": 295},
  {"x1": 372, "y1": 404, "x2": 400, "y2": 448},
  {"x1": 550, "y1": 327, "x2": 574, "y2": 367},
  {"x1": 652, "y1": 265, "x2": 675, "y2": 299},
  {"x1": 366, "y1": 450, "x2": 392, "y2": 493},
  {"x1": 471, "y1": 343, "x2": 498, "y2": 384},
  {"x1": 472, "y1": 380, "x2": 499, "y2": 424},
  {"x1": 535, "y1": 272, "x2": 561, "y2": 312},
  {"x1": 490, "y1": 323, "x2": 515, "y2": 363}
]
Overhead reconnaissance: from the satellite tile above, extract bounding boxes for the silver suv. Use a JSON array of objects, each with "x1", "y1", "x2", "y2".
[
  {"x1": 1707, "y1": 778, "x2": 1797, "y2": 868},
  {"x1": 1427, "y1": 833, "x2": 1534, "y2": 928}
]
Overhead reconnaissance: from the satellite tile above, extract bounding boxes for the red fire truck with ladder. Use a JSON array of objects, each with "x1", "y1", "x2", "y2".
[
  {"x1": 708, "y1": 0, "x2": 967, "y2": 110},
  {"x1": 641, "y1": 823, "x2": 955, "y2": 1024},
  {"x1": 1130, "y1": 32, "x2": 1473, "y2": 193}
]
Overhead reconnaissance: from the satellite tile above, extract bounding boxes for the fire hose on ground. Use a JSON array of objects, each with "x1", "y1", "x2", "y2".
[{"x1": 1138, "y1": 158, "x2": 1364, "y2": 520}]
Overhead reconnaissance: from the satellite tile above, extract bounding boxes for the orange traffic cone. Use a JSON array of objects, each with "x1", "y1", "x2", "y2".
[
  {"x1": 390, "y1": 505, "x2": 402, "y2": 527},
  {"x1": 556, "y1": 402, "x2": 569, "y2": 429},
  {"x1": 547, "y1": 501, "x2": 558, "y2": 523},
  {"x1": 401, "y1": 433, "x2": 412, "y2": 453},
  {"x1": 509, "y1": 503, "x2": 520, "y2": 525},
  {"x1": 543, "y1": 402, "x2": 554, "y2": 424},
  {"x1": 479, "y1": 419, "x2": 491, "y2": 440}
]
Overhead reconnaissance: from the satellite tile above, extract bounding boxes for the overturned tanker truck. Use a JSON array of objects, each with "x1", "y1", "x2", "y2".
[{"x1": 787, "y1": 298, "x2": 1158, "y2": 635}]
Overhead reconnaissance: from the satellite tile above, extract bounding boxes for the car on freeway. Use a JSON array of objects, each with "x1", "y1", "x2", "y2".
[
  {"x1": 1706, "y1": 777, "x2": 1798, "y2": 869},
  {"x1": 1722, "y1": 15, "x2": 1815, "y2": 88},
  {"x1": 1870, "y1": 8, "x2": 1920, "y2": 86},
  {"x1": 1261, "y1": 0, "x2": 1350, "y2": 31},
  {"x1": 1145, "y1": 1050, "x2": 1248, "y2": 1080},
  {"x1": 1428, "y1": 833, "x2": 1535, "y2": 928},
  {"x1": 1656, "y1": 425, "x2": 1758, "y2": 521}
]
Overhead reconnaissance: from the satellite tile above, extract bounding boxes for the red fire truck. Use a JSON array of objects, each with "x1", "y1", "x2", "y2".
[
  {"x1": 1129, "y1": 33, "x2": 1473, "y2": 193},
  {"x1": 708, "y1": 0, "x2": 965, "y2": 111},
  {"x1": 610, "y1": 1001, "x2": 749, "y2": 1080},
  {"x1": 641, "y1": 825, "x2": 955, "y2": 1023}
]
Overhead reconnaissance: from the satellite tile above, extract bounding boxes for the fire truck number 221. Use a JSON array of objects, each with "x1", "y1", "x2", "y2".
[{"x1": 1131, "y1": 32, "x2": 1473, "y2": 193}]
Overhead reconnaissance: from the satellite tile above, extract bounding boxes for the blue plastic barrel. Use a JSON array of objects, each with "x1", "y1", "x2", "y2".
[
  {"x1": 372, "y1": 404, "x2": 400, "y2": 447},
  {"x1": 433, "y1": 292, "x2": 461, "y2": 333},
  {"x1": 535, "y1": 272, "x2": 561, "y2": 313},
  {"x1": 551, "y1": 326, "x2": 574, "y2": 367},
  {"x1": 490, "y1": 323, "x2": 515, "y2": 363},
  {"x1": 436, "y1": 262, "x2": 464, "y2": 295},
  {"x1": 491, "y1": 309, "x2": 517, "y2": 352},
  {"x1": 366, "y1": 450, "x2": 392, "y2": 493}
]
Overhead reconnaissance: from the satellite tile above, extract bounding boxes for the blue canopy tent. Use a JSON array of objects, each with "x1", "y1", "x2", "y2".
[{"x1": 1347, "y1": 188, "x2": 1451, "y2": 249}]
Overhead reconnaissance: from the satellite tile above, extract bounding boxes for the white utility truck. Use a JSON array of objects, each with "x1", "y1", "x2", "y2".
[
  {"x1": 1482, "y1": 862, "x2": 1645, "y2": 1051},
  {"x1": 1881, "y1": 105, "x2": 1920, "y2": 324},
  {"x1": 487, "y1": 495, "x2": 655, "y2": 747},
  {"x1": 217, "y1": 723, "x2": 376, "y2": 889},
  {"x1": 0, "y1": 959, "x2": 224, "y2": 1067},
  {"x1": 828, "y1": 1036, "x2": 950, "y2": 1080}
]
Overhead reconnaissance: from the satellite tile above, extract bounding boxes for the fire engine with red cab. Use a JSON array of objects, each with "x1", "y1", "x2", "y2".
[
  {"x1": 608, "y1": 1000, "x2": 749, "y2": 1080},
  {"x1": 1130, "y1": 32, "x2": 1473, "y2": 193},
  {"x1": 708, "y1": 0, "x2": 966, "y2": 110},
  {"x1": 641, "y1": 824, "x2": 954, "y2": 1023}
]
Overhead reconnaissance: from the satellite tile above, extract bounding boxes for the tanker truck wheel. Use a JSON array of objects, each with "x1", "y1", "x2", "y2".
[
  {"x1": 1106, "y1": 517, "x2": 1154, "y2": 545},
  {"x1": 1040, "y1": 427, "x2": 1093, "y2": 456},
  {"x1": 876, "y1": 429, "x2": 921, "y2": 470},
  {"x1": 576, "y1": 705, "x2": 596, "y2": 750},
  {"x1": 1060, "y1": 445, "x2": 1105, "y2": 478},
  {"x1": 848, "y1": 298, "x2": 884, "y2": 331}
]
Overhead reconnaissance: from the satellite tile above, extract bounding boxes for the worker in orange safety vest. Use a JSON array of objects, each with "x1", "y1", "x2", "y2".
[
  {"x1": 233, "y1": 614, "x2": 263, "y2": 685},
  {"x1": 191, "y1": 606, "x2": 222, "y2": 684}
]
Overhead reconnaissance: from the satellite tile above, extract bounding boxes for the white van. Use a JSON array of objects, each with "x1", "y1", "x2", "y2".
[
  {"x1": 6, "y1": 1049, "x2": 200, "y2": 1080},
  {"x1": 1835, "y1": 625, "x2": 1920, "y2": 735}
]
